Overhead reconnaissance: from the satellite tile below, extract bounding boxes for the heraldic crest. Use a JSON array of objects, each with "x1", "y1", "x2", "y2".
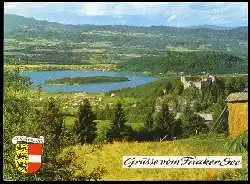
[{"x1": 12, "y1": 136, "x2": 44, "y2": 174}]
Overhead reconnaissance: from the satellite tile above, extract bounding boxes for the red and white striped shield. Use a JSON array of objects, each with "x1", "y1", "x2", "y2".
[
  {"x1": 27, "y1": 144, "x2": 43, "y2": 173},
  {"x1": 13, "y1": 136, "x2": 44, "y2": 174},
  {"x1": 14, "y1": 139, "x2": 43, "y2": 174}
]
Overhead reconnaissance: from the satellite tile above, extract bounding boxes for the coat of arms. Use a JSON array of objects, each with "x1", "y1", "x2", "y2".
[{"x1": 12, "y1": 136, "x2": 44, "y2": 174}]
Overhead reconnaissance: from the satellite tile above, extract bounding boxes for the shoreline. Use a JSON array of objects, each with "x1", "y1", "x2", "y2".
[
  {"x1": 4, "y1": 64, "x2": 164, "y2": 77},
  {"x1": 45, "y1": 76, "x2": 130, "y2": 85},
  {"x1": 4, "y1": 64, "x2": 118, "y2": 72}
]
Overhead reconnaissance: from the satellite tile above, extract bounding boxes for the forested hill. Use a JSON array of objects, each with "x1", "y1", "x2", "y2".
[
  {"x1": 119, "y1": 51, "x2": 248, "y2": 75},
  {"x1": 4, "y1": 14, "x2": 248, "y2": 73}
]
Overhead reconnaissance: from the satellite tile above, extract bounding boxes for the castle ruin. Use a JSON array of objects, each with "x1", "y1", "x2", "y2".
[{"x1": 180, "y1": 74, "x2": 215, "y2": 90}]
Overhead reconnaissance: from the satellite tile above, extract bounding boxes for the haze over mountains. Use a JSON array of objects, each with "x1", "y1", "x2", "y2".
[{"x1": 4, "y1": 14, "x2": 248, "y2": 30}]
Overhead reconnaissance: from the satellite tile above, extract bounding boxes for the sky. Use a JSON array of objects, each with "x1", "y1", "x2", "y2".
[{"x1": 4, "y1": 2, "x2": 248, "y2": 27}]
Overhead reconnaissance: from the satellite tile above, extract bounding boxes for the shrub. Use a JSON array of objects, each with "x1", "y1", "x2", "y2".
[
  {"x1": 56, "y1": 146, "x2": 106, "y2": 181},
  {"x1": 225, "y1": 131, "x2": 248, "y2": 153}
]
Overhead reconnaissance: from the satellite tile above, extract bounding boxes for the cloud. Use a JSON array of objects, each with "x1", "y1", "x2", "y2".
[
  {"x1": 4, "y1": 2, "x2": 82, "y2": 16},
  {"x1": 81, "y1": 2, "x2": 107, "y2": 16},
  {"x1": 81, "y1": 2, "x2": 170, "y2": 16},
  {"x1": 4, "y1": 2, "x2": 248, "y2": 27},
  {"x1": 167, "y1": 15, "x2": 177, "y2": 22}
]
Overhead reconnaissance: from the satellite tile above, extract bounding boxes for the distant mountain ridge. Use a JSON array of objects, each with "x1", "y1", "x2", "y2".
[
  {"x1": 186, "y1": 25, "x2": 238, "y2": 30},
  {"x1": 4, "y1": 14, "x2": 248, "y2": 30},
  {"x1": 4, "y1": 14, "x2": 248, "y2": 66}
]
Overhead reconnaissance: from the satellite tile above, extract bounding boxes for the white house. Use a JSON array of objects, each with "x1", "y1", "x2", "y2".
[{"x1": 196, "y1": 113, "x2": 213, "y2": 124}]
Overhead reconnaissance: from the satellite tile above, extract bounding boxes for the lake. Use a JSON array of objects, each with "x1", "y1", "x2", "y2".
[{"x1": 20, "y1": 70, "x2": 158, "y2": 92}]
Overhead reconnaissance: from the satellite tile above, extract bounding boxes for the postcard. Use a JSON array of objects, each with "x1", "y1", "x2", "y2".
[{"x1": 3, "y1": 2, "x2": 248, "y2": 181}]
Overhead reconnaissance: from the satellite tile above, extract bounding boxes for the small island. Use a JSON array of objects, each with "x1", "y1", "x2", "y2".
[{"x1": 45, "y1": 76, "x2": 129, "y2": 85}]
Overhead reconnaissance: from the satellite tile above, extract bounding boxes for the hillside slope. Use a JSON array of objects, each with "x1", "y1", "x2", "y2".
[{"x1": 58, "y1": 134, "x2": 248, "y2": 180}]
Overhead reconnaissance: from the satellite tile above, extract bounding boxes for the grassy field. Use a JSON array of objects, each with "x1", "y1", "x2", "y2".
[{"x1": 59, "y1": 134, "x2": 247, "y2": 181}]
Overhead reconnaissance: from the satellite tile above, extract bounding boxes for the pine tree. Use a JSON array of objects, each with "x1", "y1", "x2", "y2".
[
  {"x1": 154, "y1": 102, "x2": 175, "y2": 138},
  {"x1": 144, "y1": 106, "x2": 154, "y2": 131},
  {"x1": 112, "y1": 103, "x2": 126, "y2": 129},
  {"x1": 145, "y1": 112, "x2": 154, "y2": 130},
  {"x1": 74, "y1": 98, "x2": 97, "y2": 144},
  {"x1": 107, "y1": 102, "x2": 131, "y2": 141}
]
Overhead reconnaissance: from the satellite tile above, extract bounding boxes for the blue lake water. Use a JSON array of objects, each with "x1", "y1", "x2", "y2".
[{"x1": 20, "y1": 70, "x2": 158, "y2": 93}]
